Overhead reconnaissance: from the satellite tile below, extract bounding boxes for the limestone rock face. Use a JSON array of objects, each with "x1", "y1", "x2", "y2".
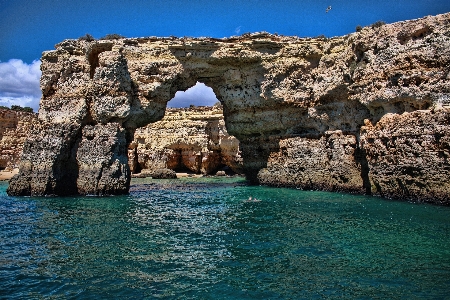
[
  {"x1": 0, "y1": 109, "x2": 37, "y2": 170},
  {"x1": 257, "y1": 132, "x2": 368, "y2": 194},
  {"x1": 129, "y1": 105, "x2": 242, "y2": 175},
  {"x1": 8, "y1": 13, "x2": 450, "y2": 204},
  {"x1": 76, "y1": 123, "x2": 130, "y2": 195},
  {"x1": 8, "y1": 122, "x2": 82, "y2": 196},
  {"x1": 360, "y1": 109, "x2": 450, "y2": 204}
]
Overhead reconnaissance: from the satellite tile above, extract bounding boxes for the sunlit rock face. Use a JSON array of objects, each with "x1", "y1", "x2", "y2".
[
  {"x1": 128, "y1": 105, "x2": 242, "y2": 175},
  {"x1": 0, "y1": 109, "x2": 37, "y2": 170},
  {"x1": 8, "y1": 13, "x2": 450, "y2": 204}
]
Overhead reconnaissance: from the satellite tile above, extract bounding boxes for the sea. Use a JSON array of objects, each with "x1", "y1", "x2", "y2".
[{"x1": 1, "y1": 176, "x2": 450, "y2": 299}]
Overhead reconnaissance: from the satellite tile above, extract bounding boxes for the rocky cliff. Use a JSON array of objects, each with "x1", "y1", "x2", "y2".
[
  {"x1": 129, "y1": 105, "x2": 241, "y2": 175},
  {"x1": 7, "y1": 13, "x2": 450, "y2": 204},
  {"x1": 0, "y1": 105, "x2": 240, "y2": 177},
  {"x1": 0, "y1": 108, "x2": 37, "y2": 170}
]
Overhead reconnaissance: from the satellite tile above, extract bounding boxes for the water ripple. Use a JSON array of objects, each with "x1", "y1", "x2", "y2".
[{"x1": 1, "y1": 179, "x2": 450, "y2": 299}]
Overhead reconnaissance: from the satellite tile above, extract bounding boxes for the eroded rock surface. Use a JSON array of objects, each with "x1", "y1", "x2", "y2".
[
  {"x1": 8, "y1": 13, "x2": 450, "y2": 204},
  {"x1": 361, "y1": 109, "x2": 450, "y2": 204},
  {"x1": 129, "y1": 105, "x2": 241, "y2": 175},
  {"x1": 0, "y1": 108, "x2": 37, "y2": 170}
]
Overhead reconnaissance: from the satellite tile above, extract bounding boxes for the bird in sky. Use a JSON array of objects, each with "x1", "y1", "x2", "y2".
[{"x1": 326, "y1": 6, "x2": 332, "y2": 13}]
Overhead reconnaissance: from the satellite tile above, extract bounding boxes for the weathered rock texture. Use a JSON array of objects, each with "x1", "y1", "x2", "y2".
[
  {"x1": 360, "y1": 110, "x2": 450, "y2": 204},
  {"x1": 0, "y1": 108, "x2": 37, "y2": 170},
  {"x1": 129, "y1": 105, "x2": 241, "y2": 175},
  {"x1": 7, "y1": 13, "x2": 450, "y2": 204}
]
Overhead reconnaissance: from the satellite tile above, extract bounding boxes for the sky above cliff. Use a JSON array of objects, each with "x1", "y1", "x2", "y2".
[{"x1": 1, "y1": 0, "x2": 450, "y2": 110}]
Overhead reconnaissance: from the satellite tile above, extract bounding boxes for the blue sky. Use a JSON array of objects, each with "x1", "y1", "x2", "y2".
[{"x1": 1, "y1": 0, "x2": 449, "y2": 110}]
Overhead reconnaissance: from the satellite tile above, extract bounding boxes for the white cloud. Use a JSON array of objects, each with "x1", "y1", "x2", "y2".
[
  {"x1": 0, "y1": 59, "x2": 41, "y2": 111},
  {"x1": 235, "y1": 26, "x2": 242, "y2": 35},
  {"x1": 167, "y1": 82, "x2": 219, "y2": 108}
]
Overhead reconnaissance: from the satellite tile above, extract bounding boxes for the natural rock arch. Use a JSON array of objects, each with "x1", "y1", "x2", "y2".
[{"x1": 7, "y1": 13, "x2": 450, "y2": 204}]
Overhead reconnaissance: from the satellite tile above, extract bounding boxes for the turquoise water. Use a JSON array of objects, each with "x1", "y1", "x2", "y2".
[{"x1": 1, "y1": 177, "x2": 450, "y2": 299}]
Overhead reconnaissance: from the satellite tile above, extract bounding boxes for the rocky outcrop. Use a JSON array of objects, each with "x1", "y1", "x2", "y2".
[
  {"x1": 8, "y1": 13, "x2": 450, "y2": 204},
  {"x1": 131, "y1": 168, "x2": 177, "y2": 179},
  {"x1": 0, "y1": 108, "x2": 37, "y2": 170},
  {"x1": 257, "y1": 132, "x2": 368, "y2": 194},
  {"x1": 129, "y1": 105, "x2": 241, "y2": 175},
  {"x1": 76, "y1": 123, "x2": 130, "y2": 195},
  {"x1": 360, "y1": 110, "x2": 450, "y2": 205}
]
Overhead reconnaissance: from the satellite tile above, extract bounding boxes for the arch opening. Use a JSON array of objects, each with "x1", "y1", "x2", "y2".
[
  {"x1": 129, "y1": 82, "x2": 242, "y2": 178},
  {"x1": 167, "y1": 82, "x2": 220, "y2": 108}
]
